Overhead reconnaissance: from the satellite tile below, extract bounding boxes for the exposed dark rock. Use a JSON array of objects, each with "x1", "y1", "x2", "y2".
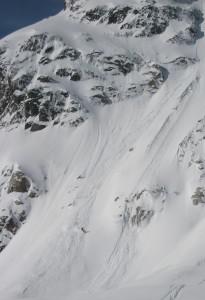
[
  {"x1": 0, "y1": 3, "x2": 189, "y2": 132},
  {"x1": 56, "y1": 68, "x2": 81, "y2": 81},
  {"x1": 70, "y1": 71, "x2": 81, "y2": 81},
  {"x1": 91, "y1": 85, "x2": 104, "y2": 92},
  {"x1": 56, "y1": 47, "x2": 81, "y2": 61},
  {"x1": 30, "y1": 123, "x2": 47, "y2": 132},
  {"x1": 0, "y1": 245, "x2": 6, "y2": 252},
  {"x1": 24, "y1": 88, "x2": 45, "y2": 119},
  {"x1": 20, "y1": 34, "x2": 47, "y2": 53},
  {"x1": 60, "y1": 91, "x2": 69, "y2": 98},
  {"x1": 0, "y1": 214, "x2": 19, "y2": 252},
  {"x1": 101, "y1": 55, "x2": 134, "y2": 75},
  {"x1": 13, "y1": 73, "x2": 34, "y2": 91},
  {"x1": 39, "y1": 106, "x2": 50, "y2": 122},
  {"x1": 18, "y1": 210, "x2": 27, "y2": 223},
  {"x1": 84, "y1": 6, "x2": 107, "y2": 22},
  {"x1": 25, "y1": 122, "x2": 32, "y2": 130},
  {"x1": 86, "y1": 51, "x2": 104, "y2": 63},
  {"x1": 0, "y1": 47, "x2": 6, "y2": 56},
  {"x1": 168, "y1": 9, "x2": 204, "y2": 44},
  {"x1": 81, "y1": 3, "x2": 203, "y2": 43},
  {"x1": 122, "y1": 187, "x2": 166, "y2": 228},
  {"x1": 65, "y1": 0, "x2": 81, "y2": 11},
  {"x1": 25, "y1": 99, "x2": 40, "y2": 118},
  {"x1": 28, "y1": 187, "x2": 39, "y2": 198},
  {"x1": 39, "y1": 56, "x2": 52, "y2": 65},
  {"x1": 8, "y1": 171, "x2": 31, "y2": 194},
  {"x1": 128, "y1": 5, "x2": 179, "y2": 37},
  {"x1": 83, "y1": 4, "x2": 181, "y2": 38},
  {"x1": 192, "y1": 187, "x2": 205, "y2": 205},
  {"x1": 37, "y1": 76, "x2": 57, "y2": 83},
  {"x1": 27, "y1": 88, "x2": 43, "y2": 101},
  {"x1": 168, "y1": 56, "x2": 197, "y2": 67},
  {"x1": 126, "y1": 84, "x2": 144, "y2": 98},
  {"x1": 0, "y1": 215, "x2": 9, "y2": 228},
  {"x1": 0, "y1": 164, "x2": 40, "y2": 252},
  {"x1": 44, "y1": 46, "x2": 54, "y2": 54},
  {"x1": 107, "y1": 6, "x2": 132, "y2": 24},
  {"x1": 145, "y1": 65, "x2": 169, "y2": 91},
  {"x1": 131, "y1": 206, "x2": 154, "y2": 226},
  {"x1": 69, "y1": 116, "x2": 84, "y2": 127},
  {"x1": 91, "y1": 93, "x2": 112, "y2": 105},
  {"x1": 91, "y1": 85, "x2": 119, "y2": 102},
  {"x1": 12, "y1": 92, "x2": 26, "y2": 105},
  {"x1": 2, "y1": 166, "x2": 13, "y2": 178},
  {"x1": 56, "y1": 68, "x2": 70, "y2": 77},
  {"x1": 4, "y1": 217, "x2": 19, "y2": 235}
]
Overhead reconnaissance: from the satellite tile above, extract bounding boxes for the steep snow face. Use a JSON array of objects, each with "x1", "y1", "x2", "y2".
[{"x1": 0, "y1": 0, "x2": 205, "y2": 300}]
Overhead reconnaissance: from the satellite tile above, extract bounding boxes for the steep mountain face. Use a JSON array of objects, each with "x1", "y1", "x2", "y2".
[
  {"x1": 65, "y1": 0, "x2": 203, "y2": 42},
  {"x1": 0, "y1": 0, "x2": 203, "y2": 132},
  {"x1": 0, "y1": 0, "x2": 205, "y2": 300}
]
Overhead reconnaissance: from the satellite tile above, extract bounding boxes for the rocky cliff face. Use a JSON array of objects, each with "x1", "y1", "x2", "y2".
[
  {"x1": 0, "y1": 30, "x2": 169, "y2": 132},
  {"x1": 0, "y1": 165, "x2": 40, "y2": 252},
  {"x1": 65, "y1": 0, "x2": 203, "y2": 41},
  {"x1": 0, "y1": 0, "x2": 202, "y2": 133}
]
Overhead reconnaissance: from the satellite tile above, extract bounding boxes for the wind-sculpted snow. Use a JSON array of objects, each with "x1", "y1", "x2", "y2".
[{"x1": 0, "y1": 0, "x2": 205, "y2": 300}]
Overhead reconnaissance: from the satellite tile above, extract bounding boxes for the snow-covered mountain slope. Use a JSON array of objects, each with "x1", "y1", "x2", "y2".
[{"x1": 1, "y1": 0, "x2": 205, "y2": 299}]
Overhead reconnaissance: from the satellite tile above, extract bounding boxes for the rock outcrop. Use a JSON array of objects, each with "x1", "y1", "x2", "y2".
[{"x1": 0, "y1": 165, "x2": 40, "y2": 252}]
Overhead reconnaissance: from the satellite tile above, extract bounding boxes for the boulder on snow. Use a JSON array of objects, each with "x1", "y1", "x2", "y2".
[
  {"x1": 8, "y1": 171, "x2": 31, "y2": 194},
  {"x1": 30, "y1": 123, "x2": 47, "y2": 132}
]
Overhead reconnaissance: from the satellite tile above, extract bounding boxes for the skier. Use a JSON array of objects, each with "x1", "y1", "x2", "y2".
[{"x1": 81, "y1": 227, "x2": 89, "y2": 234}]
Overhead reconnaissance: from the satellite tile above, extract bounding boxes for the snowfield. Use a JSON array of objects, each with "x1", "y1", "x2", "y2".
[{"x1": 1, "y1": 0, "x2": 205, "y2": 299}]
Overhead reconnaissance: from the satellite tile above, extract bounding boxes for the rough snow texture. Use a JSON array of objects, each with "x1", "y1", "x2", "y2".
[{"x1": 1, "y1": 0, "x2": 205, "y2": 300}]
